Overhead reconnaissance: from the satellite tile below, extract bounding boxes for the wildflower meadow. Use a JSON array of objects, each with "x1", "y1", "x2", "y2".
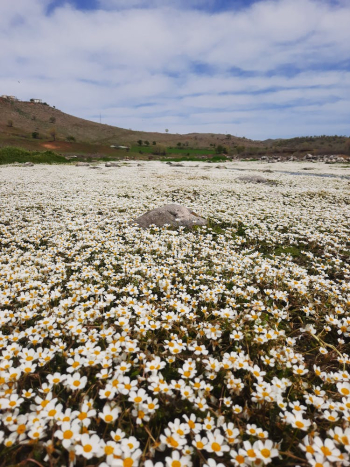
[{"x1": 0, "y1": 162, "x2": 349, "y2": 467}]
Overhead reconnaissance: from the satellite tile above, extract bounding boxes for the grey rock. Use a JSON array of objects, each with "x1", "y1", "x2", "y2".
[
  {"x1": 75, "y1": 162, "x2": 90, "y2": 166},
  {"x1": 237, "y1": 175, "x2": 268, "y2": 184},
  {"x1": 133, "y1": 203, "x2": 207, "y2": 228},
  {"x1": 23, "y1": 162, "x2": 34, "y2": 167}
]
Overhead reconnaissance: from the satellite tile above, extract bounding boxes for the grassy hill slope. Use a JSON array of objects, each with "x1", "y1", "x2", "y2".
[
  {"x1": 1, "y1": 97, "x2": 349, "y2": 158},
  {"x1": 0, "y1": 97, "x2": 260, "y2": 152}
]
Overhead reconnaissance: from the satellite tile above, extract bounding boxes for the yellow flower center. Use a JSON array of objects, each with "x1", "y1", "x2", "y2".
[
  {"x1": 261, "y1": 448, "x2": 271, "y2": 458},
  {"x1": 63, "y1": 430, "x2": 73, "y2": 439},
  {"x1": 166, "y1": 437, "x2": 179, "y2": 448},
  {"x1": 247, "y1": 449, "x2": 256, "y2": 458},
  {"x1": 212, "y1": 442, "x2": 221, "y2": 452},
  {"x1": 321, "y1": 446, "x2": 332, "y2": 457},
  {"x1": 17, "y1": 424, "x2": 26, "y2": 434},
  {"x1": 105, "y1": 446, "x2": 114, "y2": 455}
]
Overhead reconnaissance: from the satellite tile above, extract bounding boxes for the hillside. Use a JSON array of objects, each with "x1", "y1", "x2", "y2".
[
  {"x1": 265, "y1": 135, "x2": 350, "y2": 155},
  {"x1": 0, "y1": 97, "x2": 261, "y2": 154},
  {"x1": 1, "y1": 97, "x2": 349, "y2": 158}
]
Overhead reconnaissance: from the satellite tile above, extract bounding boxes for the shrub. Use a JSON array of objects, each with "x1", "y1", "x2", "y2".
[
  {"x1": 0, "y1": 147, "x2": 67, "y2": 165},
  {"x1": 152, "y1": 144, "x2": 167, "y2": 156}
]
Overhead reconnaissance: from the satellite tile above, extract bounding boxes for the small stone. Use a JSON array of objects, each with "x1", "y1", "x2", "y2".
[{"x1": 237, "y1": 175, "x2": 268, "y2": 184}]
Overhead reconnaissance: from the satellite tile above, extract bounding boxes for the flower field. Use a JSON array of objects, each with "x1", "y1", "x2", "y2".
[{"x1": 0, "y1": 162, "x2": 349, "y2": 467}]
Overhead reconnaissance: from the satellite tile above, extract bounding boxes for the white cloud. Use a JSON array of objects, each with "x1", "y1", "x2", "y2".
[
  {"x1": 0, "y1": 0, "x2": 349, "y2": 138},
  {"x1": 97, "y1": 0, "x2": 215, "y2": 10}
]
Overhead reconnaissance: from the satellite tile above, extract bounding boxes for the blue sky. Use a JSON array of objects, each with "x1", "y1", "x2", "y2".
[
  {"x1": 47, "y1": 0, "x2": 264, "y2": 13},
  {"x1": 1, "y1": 0, "x2": 350, "y2": 139}
]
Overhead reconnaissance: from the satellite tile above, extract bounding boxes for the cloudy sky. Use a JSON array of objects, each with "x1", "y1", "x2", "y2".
[{"x1": 1, "y1": 0, "x2": 350, "y2": 139}]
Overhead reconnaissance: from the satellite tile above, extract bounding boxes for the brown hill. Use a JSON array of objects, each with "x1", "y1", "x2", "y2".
[
  {"x1": 0, "y1": 97, "x2": 261, "y2": 153},
  {"x1": 2, "y1": 97, "x2": 348, "y2": 158}
]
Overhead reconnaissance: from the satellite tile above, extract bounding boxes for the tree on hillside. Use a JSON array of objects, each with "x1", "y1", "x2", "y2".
[
  {"x1": 152, "y1": 141, "x2": 156, "y2": 145},
  {"x1": 165, "y1": 129, "x2": 169, "y2": 133},
  {"x1": 49, "y1": 128, "x2": 57, "y2": 141},
  {"x1": 137, "y1": 139, "x2": 143, "y2": 146},
  {"x1": 145, "y1": 141, "x2": 150, "y2": 146},
  {"x1": 215, "y1": 145, "x2": 228, "y2": 154},
  {"x1": 152, "y1": 144, "x2": 167, "y2": 156},
  {"x1": 344, "y1": 139, "x2": 350, "y2": 155},
  {"x1": 49, "y1": 116, "x2": 56, "y2": 123}
]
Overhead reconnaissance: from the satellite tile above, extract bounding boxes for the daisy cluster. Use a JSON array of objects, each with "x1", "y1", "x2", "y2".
[{"x1": 0, "y1": 163, "x2": 349, "y2": 467}]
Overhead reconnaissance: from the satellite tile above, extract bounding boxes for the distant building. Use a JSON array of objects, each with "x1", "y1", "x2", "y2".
[
  {"x1": 110, "y1": 145, "x2": 130, "y2": 150},
  {"x1": 1, "y1": 95, "x2": 18, "y2": 101},
  {"x1": 30, "y1": 98, "x2": 42, "y2": 104}
]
